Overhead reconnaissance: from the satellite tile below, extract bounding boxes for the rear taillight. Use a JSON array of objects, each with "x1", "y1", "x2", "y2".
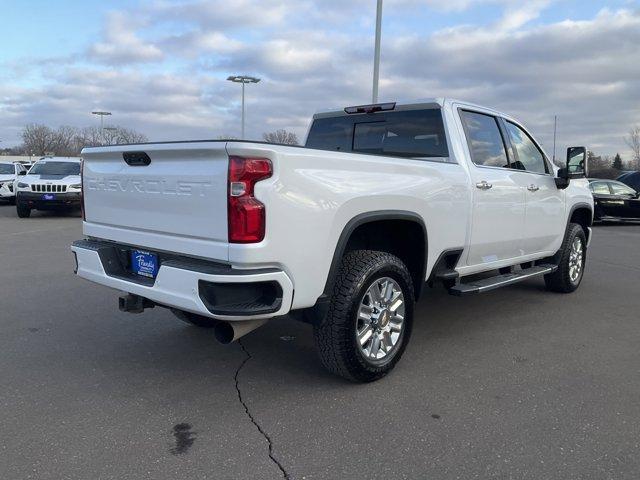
[
  {"x1": 80, "y1": 160, "x2": 85, "y2": 221},
  {"x1": 228, "y1": 156, "x2": 272, "y2": 243}
]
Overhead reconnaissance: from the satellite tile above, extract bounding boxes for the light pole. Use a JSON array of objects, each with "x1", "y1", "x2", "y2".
[
  {"x1": 552, "y1": 115, "x2": 557, "y2": 163},
  {"x1": 227, "y1": 75, "x2": 260, "y2": 139},
  {"x1": 91, "y1": 111, "x2": 112, "y2": 131},
  {"x1": 103, "y1": 126, "x2": 118, "y2": 146},
  {"x1": 372, "y1": 0, "x2": 383, "y2": 103}
]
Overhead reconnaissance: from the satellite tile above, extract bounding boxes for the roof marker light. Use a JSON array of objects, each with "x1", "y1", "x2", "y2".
[{"x1": 344, "y1": 102, "x2": 396, "y2": 114}]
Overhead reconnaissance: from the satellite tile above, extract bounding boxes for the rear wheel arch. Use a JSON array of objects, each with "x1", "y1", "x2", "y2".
[{"x1": 323, "y1": 211, "x2": 428, "y2": 301}]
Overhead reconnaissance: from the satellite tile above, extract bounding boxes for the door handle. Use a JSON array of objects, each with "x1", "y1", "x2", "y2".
[
  {"x1": 527, "y1": 184, "x2": 539, "y2": 192},
  {"x1": 476, "y1": 181, "x2": 493, "y2": 190}
]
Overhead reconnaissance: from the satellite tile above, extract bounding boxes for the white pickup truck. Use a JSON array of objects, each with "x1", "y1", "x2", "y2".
[{"x1": 72, "y1": 99, "x2": 593, "y2": 382}]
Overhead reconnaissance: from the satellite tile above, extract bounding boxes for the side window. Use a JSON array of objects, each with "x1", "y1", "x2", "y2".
[
  {"x1": 460, "y1": 110, "x2": 509, "y2": 168},
  {"x1": 589, "y1": 182, "x2": 611, "y2": 195},
  {"x1": 610, "y1": 182, "x2": 636, "y2": 196},
  {"x1": 504, "y1": 121, "x2": 548, "y2": 174}
]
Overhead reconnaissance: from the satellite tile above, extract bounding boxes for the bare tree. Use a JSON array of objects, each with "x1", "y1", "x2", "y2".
[
  {"x1": 54, "y1": 125, "x2": 79, "y2": 156},
  {"x1": 21, "y1": 124, "x2": 57, "y2": 156},
  {"x1": 262, "y1": 129, "x2": 299, "y2": 145},
  {"x1": 625, "y1": 126, "x2": 640, "y2": 170},
  {"x1": 114, "y1": 126, "x2": 148, "y2": 145},
  {"x1": 19, "y1": 124, "x2": 148, "y2": 155}
]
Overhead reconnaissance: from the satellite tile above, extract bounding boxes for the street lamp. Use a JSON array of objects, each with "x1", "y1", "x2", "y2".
[
  {"x1": 372, "y1": 0, "x2": 383, "y2": 103},
  {"x1": 91, "y1": 111, "x2": 112, "y2": 131},
  {"x1": 227, "y1": 75, "x2": 260, "y2": 139}
]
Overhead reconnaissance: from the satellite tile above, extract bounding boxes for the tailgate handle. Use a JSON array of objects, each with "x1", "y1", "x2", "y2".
[{"x1": 123, "y1": 151, "x2": 151, "y2": 166}]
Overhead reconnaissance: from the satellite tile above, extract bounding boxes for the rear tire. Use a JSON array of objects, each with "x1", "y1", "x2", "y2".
[
  {"x1": 172, "y1": 310, "x2": 218, "y2": 328},
  {"x1": 313, "y1": 250, "x2": 414, "y2": 382},
  {"x1": 544, "y1": 223, "x2": 586, "y2": 293},
  {"x1": 16, "y1": 204, "x2": 31, "y2": 218}
]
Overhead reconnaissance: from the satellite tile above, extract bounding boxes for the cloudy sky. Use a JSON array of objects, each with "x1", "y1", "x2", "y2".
[{"x1": 1, "y1": 0, "x2": 639, "y2": 160}]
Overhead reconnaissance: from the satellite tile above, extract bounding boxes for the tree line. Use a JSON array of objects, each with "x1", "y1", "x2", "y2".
[
  {"x1": 588, "y1": 127, "x2": 640, "y2": 179},
  {"x1": 2, "y1": 125, "x2": 300, "y2": 157},
  {"x1": 4, "y1": 124, "x2": 148, "y2": 157}
]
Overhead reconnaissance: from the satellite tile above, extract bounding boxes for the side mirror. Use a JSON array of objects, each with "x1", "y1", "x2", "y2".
[
  {"x1": 555, "y1": 168, "x2": 570, "y2": 189},
  {"x1": 566, "y1": 146, "x2": 587, "y2": 178},
  {"x1": 18, "y1": 171, "x2": 26, "y2": 176}
]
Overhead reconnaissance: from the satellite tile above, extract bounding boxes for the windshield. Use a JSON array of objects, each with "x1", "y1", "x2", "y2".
[
  {"x1": 0, "y1": 164, "x2": 14, "y2": 175},
  {"x1": 306, "y1": 108, "x2": 449, "y2": 159},
  {"x1": 29, "y1": 161, "x2": 80, "y2": 176}
]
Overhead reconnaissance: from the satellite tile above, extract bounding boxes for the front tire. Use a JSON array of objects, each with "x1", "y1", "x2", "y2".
[
  {"x1": 314, "y1": 250, "x2": 414, "y2": 382},
  {"x1": 544, "y1": 223, "x2": 587, "y2": 293},
  {"x1": 16, "y1": 204, "x2": 31, "y2": 218}
]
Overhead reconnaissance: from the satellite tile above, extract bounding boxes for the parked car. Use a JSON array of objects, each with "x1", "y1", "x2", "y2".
[
  {"x1": 617, "y1": 171, "x2": 640, "y2": 192},
  {"x1": 72, "y1": 99, "x2": 593, "y2": 382},
  {"x1": 589, "y1": 178, "x2": 640, "y2": 221},
  {"x1": 15, "y1": 157, "x2": 82, "y2": 217},
  {"x1": 0, "y1": 162, "x2": 28, "y2": 204}
]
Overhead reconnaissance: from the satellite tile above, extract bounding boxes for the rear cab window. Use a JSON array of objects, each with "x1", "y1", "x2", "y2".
[
  {"x1": 459, "y1": 110, "x2": 509, "y2": 168},
  {"x1": 306, "y1": 108, "x2": 450, "y2": 161}
]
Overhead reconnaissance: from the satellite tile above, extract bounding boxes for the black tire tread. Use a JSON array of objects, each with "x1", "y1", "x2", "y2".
[
  {"x1": 544, "y1": 223, "x2": 586, "y2": 293},
  {"x1": 16, "y1": 205, "x2": 31, "y2": 218},
  {"x1": 313, "y1": 250, "x2": 414, "y2": 382}
]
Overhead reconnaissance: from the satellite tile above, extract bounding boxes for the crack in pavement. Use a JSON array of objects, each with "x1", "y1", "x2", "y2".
[{"x1": 235, "y1": 340, "x2": 290, "y2": 479}]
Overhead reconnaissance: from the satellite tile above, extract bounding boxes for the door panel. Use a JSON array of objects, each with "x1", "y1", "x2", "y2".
[
  {"x1": 628, "y1": 197, "x2": 640, "y2": 218},
  {"x1": 459, "y1": 110, "x2": 526, "y2": 267},
  {"x1": 515, "y1": 172, "x2": 565, "y2": 254},
  {"x1": 502, "y1": 120, "x2": 564, "y2": 255},
  {"x1": 468, "y1": 169, "x2": 526, "y2": 265},
  {"x1": 609, "y1": 182, "x2": 640, "y2": 218}
]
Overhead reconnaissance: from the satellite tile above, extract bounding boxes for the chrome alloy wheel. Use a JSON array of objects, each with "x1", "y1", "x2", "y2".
[
  {"x1": 568, "y1": 236, "x2": 584, "y2": 283},
  {"x1": 356, "y1": 277, "x2": 405, "y2": 361}
]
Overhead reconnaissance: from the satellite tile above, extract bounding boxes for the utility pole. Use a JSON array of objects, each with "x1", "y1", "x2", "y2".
[
  {"x1": 372, "y1": 0, "x2": 383, "y2": 103},
  {"x1": 227, "y1": 75, "x2": 261, "y2": 139}
]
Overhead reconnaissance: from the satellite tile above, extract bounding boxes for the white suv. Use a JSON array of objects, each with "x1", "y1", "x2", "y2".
[
  {"x1": 15, "y1": 157, "x2": 82, "y2": 217},
  {"x1": 0, "y1": 162, "x2": 27, "y2": 204}
]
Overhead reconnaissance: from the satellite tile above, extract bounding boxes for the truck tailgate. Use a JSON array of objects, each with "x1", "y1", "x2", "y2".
[{"x1": 81, "y1": 142, "x2": 229, "y2": 260}]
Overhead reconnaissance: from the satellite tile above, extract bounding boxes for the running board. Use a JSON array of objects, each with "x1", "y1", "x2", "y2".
[{"x1": 449, "y1": 264, "x2": 557, "y2": 296}]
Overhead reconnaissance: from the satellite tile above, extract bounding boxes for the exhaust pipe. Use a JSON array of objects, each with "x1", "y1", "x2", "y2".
[{"x1": 214, "y1": 319, "x2": 268, "y2": 344}]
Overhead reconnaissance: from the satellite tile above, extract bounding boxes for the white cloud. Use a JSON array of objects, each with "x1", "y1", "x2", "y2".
[{"x1": 88, "y1": 12, "x2": 164, "y2": 64}]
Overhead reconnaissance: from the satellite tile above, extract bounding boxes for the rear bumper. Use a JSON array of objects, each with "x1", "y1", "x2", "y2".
[
  {"x1": 18, "y1": 191, "x2": 81, "y2": 209},
  {"x1": 71, "y1": 239, "x2": 293, "y2": 321}
]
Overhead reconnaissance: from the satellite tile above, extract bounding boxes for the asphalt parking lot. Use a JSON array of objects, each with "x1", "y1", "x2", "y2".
[{"x1": 1, "y1": 205, "x2": 639, "y2": 480}]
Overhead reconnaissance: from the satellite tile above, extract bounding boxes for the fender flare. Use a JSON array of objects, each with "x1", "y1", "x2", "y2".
[
  {"x1": 323, "y1": 210, "x2": 429, "y2": 297},
  {"x1": 567, "y1": 202, "x2": 593, "y2": 242}
]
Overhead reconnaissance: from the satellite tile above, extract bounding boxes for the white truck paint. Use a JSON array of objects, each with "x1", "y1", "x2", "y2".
[
  {"x1": 72, "y1": 99, "x2": 593, "y2": 381},
  {"x1": 0, "y1": 162, "x2": 26, "y2": 204}
]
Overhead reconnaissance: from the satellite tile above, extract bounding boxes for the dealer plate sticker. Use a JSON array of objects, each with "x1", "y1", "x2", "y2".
[
  {"x1": 42, "y1": 194, "x2": 55, "y2": 200},
  {"x1": 130, "y1": 250, "x2": 159, "y2": 278}
]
